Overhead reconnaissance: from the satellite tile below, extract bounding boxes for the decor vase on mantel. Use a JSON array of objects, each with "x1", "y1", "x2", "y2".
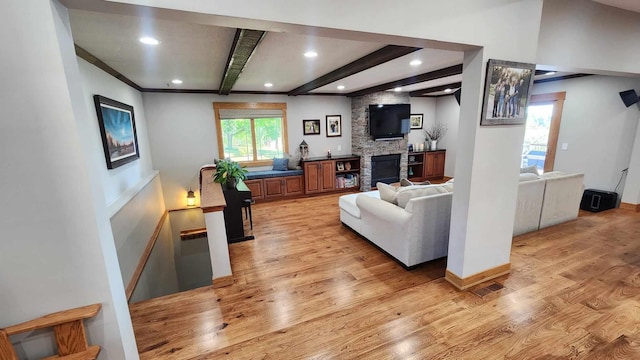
[{"x1": 430, "y1": 140, "x2": 437, "y2": 151}]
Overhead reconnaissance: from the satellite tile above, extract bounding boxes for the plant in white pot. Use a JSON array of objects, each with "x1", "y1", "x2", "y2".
[{"x1": 424, "y1": 123, "x2": 447, "y2": 151}]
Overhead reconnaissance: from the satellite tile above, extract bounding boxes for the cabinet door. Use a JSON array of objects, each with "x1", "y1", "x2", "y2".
[
  {"x1": 320, "y1": 161, "x2": 335, "y2": 191},
  {"x1": 264, "y1": 178, "x2": 285, "y2": 198},
  {"x1": 434, "y1": 152, "x2": 446, "y2": 178},
  {"x1": 424, "y1": 152, "x2": 436, "y2": 178},
  {"x1": 284, "y1": 176, "x2": 304, "y2": 196},
  {"x1": 244, "y1": 179, "x2": 264, "y2": 200},
  {"x1": 304, "y1": 162, "x2": 322, "y2": 194}
]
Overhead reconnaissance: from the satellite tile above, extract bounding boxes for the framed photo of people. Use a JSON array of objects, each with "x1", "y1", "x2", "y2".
[
  {"x1": 326, "y1": 115, "x2": 342, "y2": 137},
  {"x1": 480, "y1": 59, "x2": 535, "y2": 126}
]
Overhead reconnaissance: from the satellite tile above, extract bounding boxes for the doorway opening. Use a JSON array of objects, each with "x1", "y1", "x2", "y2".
[{"x1": 522, "y1": 92, "x2": 566, "y2": 173}]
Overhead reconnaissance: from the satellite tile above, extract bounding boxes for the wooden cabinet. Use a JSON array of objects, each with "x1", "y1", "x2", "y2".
[
  {"x1": 304, "y1": 156, "x2": 360, "y2": 194},
  {"x1": 424, "y1": 150, "x2": 446, "y2": 179},
  {"x1": 244, "y1": 179, "x2": 264, "y2": 200},
  {"x1": 408, "y1": 150, "x2": 446, "y2": 181},
  {"x1": 264, "y1": 176, "x2": 304, "y2": 198}
]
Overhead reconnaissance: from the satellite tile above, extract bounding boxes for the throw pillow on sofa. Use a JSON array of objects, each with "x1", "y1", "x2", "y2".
[
  {"x1": 520, "y1": 166, "x2": 539, "y2": 175},
  {"x1": 377, "y1": 182, "x2": 399, "y2": 204},
  {"x1": 519, "y1": 173, "x2": 540, "y2": 182}
]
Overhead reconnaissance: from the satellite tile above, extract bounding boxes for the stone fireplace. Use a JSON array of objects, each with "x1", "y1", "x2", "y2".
[{"x1": 352, "y1": 92, "x2": 409, "y2": 191}]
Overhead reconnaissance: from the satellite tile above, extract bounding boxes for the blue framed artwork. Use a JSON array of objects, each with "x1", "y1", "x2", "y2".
[{"x1": 93, "y1": 95, "x2": 140, "y2": 169}]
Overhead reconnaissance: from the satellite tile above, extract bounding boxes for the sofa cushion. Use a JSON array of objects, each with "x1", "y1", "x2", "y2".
[
  {"x1": 377, "y1": 182, "x2": 399, "y2": 204},
  {"x1": 272, "y1": 157, "x2": 289, "y2": 171},
  {"x1": 519, "y1": 173, "x2": 540, "y2": 182},
  {"x1": 520, "y1": 166, "x2": 539, "y2": 175},
  {"x1": 396, "y1": 185, "x2": 449, "y2": 208},
  {"x1": 539, "y1": 171, "x2": 567, "y2": 179}
]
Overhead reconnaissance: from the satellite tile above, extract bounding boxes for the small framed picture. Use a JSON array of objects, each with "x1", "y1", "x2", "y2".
[
  {"x1": 326, "y1": 115, "x2": 342, "y2": 137},
  {"x1": 410, "y1": 114, "x2": 423, "y2": 129},
  {"x1": 303, "y1": 119, "x2": 321, "y2": 135},
  {"x1": 337, "y1": 162, "x2": 345, "y2": 171}
]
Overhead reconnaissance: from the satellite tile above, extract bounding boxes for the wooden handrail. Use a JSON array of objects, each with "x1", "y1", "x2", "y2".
[{"x1": 0, "y1": 304, "x2": 102, "y2": 360}]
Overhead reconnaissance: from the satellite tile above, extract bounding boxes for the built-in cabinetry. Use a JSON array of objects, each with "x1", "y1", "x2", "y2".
[
  {"x1": 303, "y1": 155, "x2": 360, "y2": 194},
  {"x1": 408, "y1": 150, "x2": 446, "y2": 182},
  {"x1": 245, "y1": 175, "x2": 304, "y2": 201}
]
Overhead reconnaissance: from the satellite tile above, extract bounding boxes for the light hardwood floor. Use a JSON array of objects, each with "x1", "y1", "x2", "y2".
[{"x1": 130, "y1": 193, "x2": 640, "y2": 359}]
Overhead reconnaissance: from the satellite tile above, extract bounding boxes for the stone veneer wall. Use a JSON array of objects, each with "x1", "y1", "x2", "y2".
[{"x1": 352, "y1": 92, "x2": 410, "y2": 191}]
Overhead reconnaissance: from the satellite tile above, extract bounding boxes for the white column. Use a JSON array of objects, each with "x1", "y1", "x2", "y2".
[{"x1": 622, "y1": 116, "x2": 640, "y2": 205}]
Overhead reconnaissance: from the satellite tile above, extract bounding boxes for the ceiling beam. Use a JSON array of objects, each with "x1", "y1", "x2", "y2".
[
  {"x1": 346, "y1": 64, "x2": 463, "y2": 98},
  {"x1": 75, "y1": 45, "x2": 142, "y2": 91},
  {"x1": 218, "y1": 29, "x2": 267, "y2": 95},
  {"x1": 410, "y1": 82, "x2": 462, "y2": 97},
  {"x1": 287, "y1": 45, "x2": 421, "y2": 96}
]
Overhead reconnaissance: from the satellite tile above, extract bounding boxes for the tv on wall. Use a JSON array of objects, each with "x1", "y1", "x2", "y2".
[{"x1": 369, "y1": 104, "x2": 411, "y2": 140}]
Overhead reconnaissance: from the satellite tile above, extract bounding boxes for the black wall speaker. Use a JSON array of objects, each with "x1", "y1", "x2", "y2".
[
  {"x1": 619, "y1": 89, "x2": 639, "y2": 107},
  {"x1": 453, "y1": 88, "x2": 461, "y2": 105}
]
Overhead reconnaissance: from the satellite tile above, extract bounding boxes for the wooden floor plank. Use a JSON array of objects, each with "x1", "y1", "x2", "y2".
[{"x1": 129, "y1": 194, "x2": 640, "y2": 359}]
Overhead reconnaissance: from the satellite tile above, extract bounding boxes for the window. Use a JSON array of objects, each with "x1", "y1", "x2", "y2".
[{"x1": 214, "y1": 102, "x2": 289, "y2": 166}]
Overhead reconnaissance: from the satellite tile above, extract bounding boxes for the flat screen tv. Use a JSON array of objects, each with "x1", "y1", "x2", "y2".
[{"x1": 369, "y1": 104, "x2": 411, "y2": 140}]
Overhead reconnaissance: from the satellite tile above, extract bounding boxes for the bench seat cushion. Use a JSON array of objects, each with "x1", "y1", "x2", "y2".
[{"x1": 245, "y1": 169, "x2": 304, "y2": 180}]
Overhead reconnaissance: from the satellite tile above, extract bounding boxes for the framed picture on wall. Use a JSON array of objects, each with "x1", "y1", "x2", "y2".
[
  {"x1": 410, "y1": 114, "x2": 423, "y2": 129},
  {"x1": 93, "y1": 95, "x2": 140, "y2": 169},
  {"x1": 303, "y1": 119, "x2": 321, "y2": 135},
  {"x1": 326, "y1": 115, "x2": 342, "y2": 137},
  {"x1": 480, "y1": 59, "x2": 535, "y2": 126}
]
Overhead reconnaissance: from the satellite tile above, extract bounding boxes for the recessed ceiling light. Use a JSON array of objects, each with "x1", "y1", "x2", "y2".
[
  {"x1": 139, "y1": 37, "x2": 159, "y2": 45},
  {"x1": 410, "y1": 59, "x2": 422, "y2": 66},
  {"x1": 545, "y1": 71, "x2": 557, "y2": 76},
  {"x1": 171, "y1": 79, "x2": 183, "y2": 84},
  {"x1": 264, "y1": 82, "x2": 273, "y2": 88},
  {"x1": 394, "y1": 87, "x2": 402, "y2": 92},
  {"x1": 337, "y1": 85, "x2": 345, "y2": 90},
  {"x1": 444, "y1": 88, "x2": 452, "y2": 93},
  {"x1": 304, "y1": 51, "x2": 318, "y2": 58}
]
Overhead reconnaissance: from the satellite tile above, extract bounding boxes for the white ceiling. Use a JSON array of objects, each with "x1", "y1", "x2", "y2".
[
  {"x1": 67, "y1": 2, "x2": 633, "y2": 97},
  {"x1": 67, "y1": 9, "x2": 465, "y2": 96}
]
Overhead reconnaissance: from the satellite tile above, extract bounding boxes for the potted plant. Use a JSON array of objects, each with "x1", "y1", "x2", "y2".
[
  {"x1": 212, "y1": 159, "x2": 248, "y2": 190},
  {"x1": 424, "y1": 123, "x2": 447, "y2": 150}
]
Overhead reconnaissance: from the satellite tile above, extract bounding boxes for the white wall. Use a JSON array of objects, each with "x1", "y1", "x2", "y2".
[
  {"x1": 0, "y1": 1, "x2": 137, "y2": 358},
  {"x1": 407, "y1": 97, "x2": 437, "y2": 148},
  {"x1": 435, "y1": 96, "x2": 461, "y2": 177},
  {"x1": 537, "y1": 0, "x2": 640, "y2": 75},
  {"x1": 143, "y1": 93, "x2": 352, "y2": 209},
  {"x1": 78, "y1": 57, "x2": 155, "y2": 209},
  {"x1": 168, "y1": 209, "x2": 213, "y2": 291},
  {"x1": 130, "y1": 216, "x2": 179, "y2": 303},
  {"x1": 532, "y1": 75, "x2": 640, "y2": 191}
]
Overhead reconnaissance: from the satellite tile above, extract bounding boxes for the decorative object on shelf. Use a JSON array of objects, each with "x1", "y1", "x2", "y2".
[
  {"x1": 327, "y1": 149, "x2": 332, "y2": 158},
  {"x1": 480, "y1": 59, "x2": 535, "y2": 126},
  {"x1": 418, "y1": 143, "x2": 425, "y2": 151},
  {"x1": 303, "y1": 119, "x2": 321, "y2": 135},
  {"x1": 408, "y1": 167, "x2": 414, "y2": 176},
  {"x1": 409, "y1": 156, "x2": 416, "y2": 163},
  {"x1": 337, "y1": 162, "x2": 345, "y2": 171},
  {"x1": 212, "y1": 159, "x2": 248, "y2": 190},
  {"x1": 299, "y1": 140, "x2": 309, "y2": 160},
  {"x1": 186, "y1": 188, "x2": 196, "y2": 207},
  {"x1": 345, "y1": 162, "x2": 351, "y2": 171},
  {"x1": 424, "y1": 122, "x2": 447, "y2": 151},
  {"x1": 410, "y1": 114, "x2": 424, "y2": 129},
  {"x1": 93, "y1": 95, "x2": 140, "y2": 169},
  {"x1": 408, "y1": 144, "x2": 413, "y2": 152},
  {"x1": 326, "y1": 115, "x2": 342, "y2": 137}
]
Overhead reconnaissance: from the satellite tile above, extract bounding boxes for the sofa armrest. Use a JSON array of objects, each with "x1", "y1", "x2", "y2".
[{"x1": 540, "y1": 173, "x2": 584, "y2": 228}]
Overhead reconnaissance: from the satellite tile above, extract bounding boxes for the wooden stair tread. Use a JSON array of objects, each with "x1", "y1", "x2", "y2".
[
  {"x1": 5, "y1": 304, "x2": 101, "y2": 336},
  {"x1": 42, "y1": 345, "x2": 100, "y2": 360}
]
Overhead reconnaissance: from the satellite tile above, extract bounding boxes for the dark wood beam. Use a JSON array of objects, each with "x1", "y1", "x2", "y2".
[
  {"x1": 409, "y1": 82, "x2": 462, "y2": 97},
  {"x1": 346, "y1": 64, "x2": 463, "y2": 98},
  {"x1": 533, "y1": 73, "x2": 592, "y2": 84},
  {"x1": 288, "y1": 45, "x2": 421, "y2": 96},
  {"x1": 218, "y1": 29, "x2": 267, "y2": 95},
  {"x1": 74, "y1": 45, "x2": 142, "y2": 91}
]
